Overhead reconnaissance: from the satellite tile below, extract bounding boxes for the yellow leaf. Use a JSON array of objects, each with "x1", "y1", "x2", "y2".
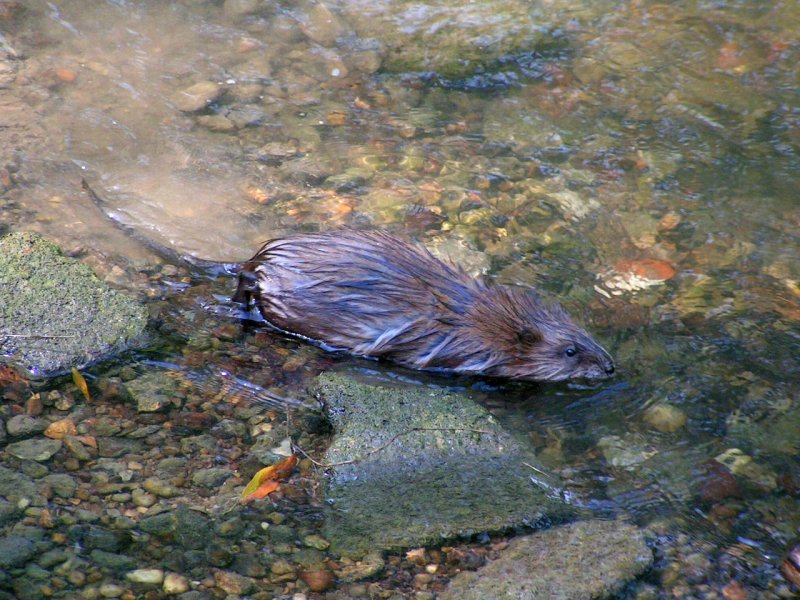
[
  {"x1": 241, "y1": 454, "x2": 298, "y2": 502},
  {"x1": 72, "y1": 367, "x2": 91, "y2": 402},
  {"x1": 242, "y1": 480, "x2": 281, "y2": 504}
]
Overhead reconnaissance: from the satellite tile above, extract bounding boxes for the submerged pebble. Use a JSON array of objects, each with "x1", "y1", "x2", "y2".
[
  {"x1": 6, "y1": 438, "x2": 62, "y2": 461},
  {"x1": 171, "y1": 81, "x2": 223, "y2": 113},
  {"x1": 125, "y1": 568, "x2": 164, "y2": 584},
  {"x1": 643, "y1": 402, "x2": 687, "y2": 433},
  {"x1": 162, "y1": 573, "x2": 190, "y2": 594}
]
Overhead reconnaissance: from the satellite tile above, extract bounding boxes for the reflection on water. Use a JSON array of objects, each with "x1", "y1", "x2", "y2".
[{"x1": 1, "y1": 0, "x2": 798, "y2": 596}]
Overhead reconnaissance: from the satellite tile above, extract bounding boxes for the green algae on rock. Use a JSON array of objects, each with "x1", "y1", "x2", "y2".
[
  {"x1": 0, "y1": 232, "x2": 147, "y2": 378},
  {"x1": 334, "y1": 0, "x2": 566, "y2": 78},
  {"x1": 314, "y1": 372, "x2": 574, "y2": 558},
  {"x1": 441, "y1": 519, "x2": 653, "y2": 600}
]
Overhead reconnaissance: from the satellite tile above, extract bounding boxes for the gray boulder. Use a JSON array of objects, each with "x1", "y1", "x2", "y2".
[
  {"x1": 0, "y1": 232, "x2": 147, "y2": 378},
  {"x1": 335, "y1": 0, "x2": 566, "y2": 78},
  {"x1": 315, "y1": 372, "x2": 574, "y2": 558},
  {"x1": 442, "y1": 519, "x2": 653, "y2": 600}
]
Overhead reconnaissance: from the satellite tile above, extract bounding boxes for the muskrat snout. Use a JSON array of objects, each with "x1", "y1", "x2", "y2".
[{"x1": 577, "y1": 343, "x2": 616, "y2": 381}]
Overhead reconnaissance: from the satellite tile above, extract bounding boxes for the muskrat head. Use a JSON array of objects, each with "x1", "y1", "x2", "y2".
[
  {"x1": 509, "y1": 319, "x2": 616, "y2": 382},
  {"x1": 476, "y1": 289, "x2": 615, "y2": 383},
  {"x1": 232, "y1": 268, "x2": 259, "y2": 306}
]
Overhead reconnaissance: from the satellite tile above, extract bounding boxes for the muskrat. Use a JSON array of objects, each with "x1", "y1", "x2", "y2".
[{"x1": 233, "y1": 230, "x2": 615, "y2": 382}]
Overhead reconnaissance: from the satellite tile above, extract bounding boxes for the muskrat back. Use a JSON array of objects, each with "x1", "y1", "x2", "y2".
[{"x1": 234, "y1": 229, "x2": 615, "y2": 382}]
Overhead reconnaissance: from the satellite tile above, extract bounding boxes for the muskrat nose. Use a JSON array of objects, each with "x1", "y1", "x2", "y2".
[{"x1": 604, "y1": 363, "x2": 615, "y2": 376}]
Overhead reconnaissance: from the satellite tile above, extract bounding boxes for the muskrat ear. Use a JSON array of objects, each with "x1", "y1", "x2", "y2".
[{"x1": 515, "y1": 328, "x2": 543, "y2": 348}]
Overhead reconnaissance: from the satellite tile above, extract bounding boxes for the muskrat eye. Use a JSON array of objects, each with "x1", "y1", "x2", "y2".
[{"x1": 564, "y1": 346, "x2": 577, "y2": 357}]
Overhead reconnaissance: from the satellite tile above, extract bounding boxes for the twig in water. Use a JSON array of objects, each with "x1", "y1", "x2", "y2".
[
  {"x1": 1, "y1": 334, "x2": 75, "y2": 339},
  {"x1": 293, "y1": 426, "x2": 496, "y2": 469}
]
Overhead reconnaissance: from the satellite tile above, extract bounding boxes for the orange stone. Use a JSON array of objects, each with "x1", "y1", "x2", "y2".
[
  {"x1": 298, "y1": 568, "x2": 334, "y2": 592},
  {"x1": 615, "y1": 259, "x2": 677, "y2": 282},
  {"x1": 326, "y1": 110, "x2": 347, "y2": 126},
  {"x1": 658, "y1": 211, "x2": 681, "y2": 231},
  {"x1": 55, "y1": 67, "x2": 77, "y2": 83},
  {"x1": 722, "y1": 580, "x2": 747, "y2": 600},
  {"x1": 44, "y1": 419, "x2": 78, "y2": 439},
  {"x1": 716, "y1": 42, "x2": 745, "y2": 71}
]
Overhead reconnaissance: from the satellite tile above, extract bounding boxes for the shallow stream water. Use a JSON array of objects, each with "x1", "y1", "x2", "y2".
[{"x1": 1, "y1": 0, "x2": 799, "y2": 598}]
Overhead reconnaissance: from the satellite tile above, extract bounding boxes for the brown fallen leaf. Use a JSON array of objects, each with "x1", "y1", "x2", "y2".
[
  {"x1": 241, "y1": 454, "x2": 298, "y2": 503},
  {"x1": 72, "y1": 367, "x2": 91, "y2": 403}
]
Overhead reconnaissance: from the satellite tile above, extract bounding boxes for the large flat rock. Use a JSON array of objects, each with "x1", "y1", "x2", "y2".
[
  {"x1": 442, "y1": 519, "x2": 653, "y2": 600},
  {"x1": 315, "y1": 373, "x2": 574, "y2": 558},
  {"x1": 334, "y1": 0, "x2": 566, "y2": 78},
  {"x1": 0, "y1": 232, "x2": 147, "y2": 378}
]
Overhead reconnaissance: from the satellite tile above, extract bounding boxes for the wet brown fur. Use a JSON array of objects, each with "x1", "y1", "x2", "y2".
[{"x1": 234, "y1": 230, "x2": 615, "y2": 382}]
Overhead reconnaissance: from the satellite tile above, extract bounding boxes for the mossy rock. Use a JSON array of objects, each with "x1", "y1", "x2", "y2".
[
  {"x1": 314, "y1": 372, "x2": 574, "y2": 558},
  {"x1": 442, "y1": 519, "x2": 653, "y2": 599},
  {"x1": 0, "y1": 232, "x2": 147, "y2": 378},
  {"x1": 336, "y1": 0, "x2": 567, "y2": 78}
]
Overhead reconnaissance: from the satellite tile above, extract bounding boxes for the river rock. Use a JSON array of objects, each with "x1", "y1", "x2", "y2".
[
  {"x1": 223, "y1": 0, "x2": 268, "y2": 20},
  {"x1": 214, "y1": 570, "x2": 256, "y2": 595},
  {"x1": 162, "y1": 573, "x2": 190, "y2": 594},
  {"x1": 6, "y1": 438, "x2": 62, "y2": 461},
  {"x1": 442, "y1": 519, "x2": 653, "y2": 600},
  {"x1": 40, "y1": 473, "x2": 77, "y2": 498},
  {"x1": 90, "y1": 550, "x2": 138, "y2": 574},
  {"x1": 0, "y1": 534, "x2": 38, "y2": 569},
  {"x1": 334, "y1": 0, "x2": 566, "y2": 78},
  {"x1": 191, "y1": 467, "x2": 232, "y2": 489},
  {"x1": 0, "y1": 466, "x2": 38, "y2": 505},
  {"x1": 300, "y1": 2, "x2": 350, "y2": 47},
  {"x1": 125, "y1": 568, "x2": 164, "y2": 585},
  {"x1": 125, "y1": 371, "x2": 181, "y2": 413},
  {"x1": 0, "y1": 232, "x2": 147, "y2": 378},
  {"x1": 0, "y1": 498, "x2": 20, "y2": 526},
  {"x1": 171, "y1": 81, "x2": 223, "y2": 113},
  {"x1": 139, "y1": 505, "x2": 212, "y2": 550},
  {"x1": 6, "y1": 414, "x2": 47, "y2": 437},
  {"x1": 643, "y1": 402, "x2": 687, "y2": 433},
  {"x1": 315, "y1": 373, "x2": 573, "y2": 558}
]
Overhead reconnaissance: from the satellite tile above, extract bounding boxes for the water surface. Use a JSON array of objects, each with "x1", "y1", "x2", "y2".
[{"x1": 1, "y1": 0, "x2": 798, "y2": 597}]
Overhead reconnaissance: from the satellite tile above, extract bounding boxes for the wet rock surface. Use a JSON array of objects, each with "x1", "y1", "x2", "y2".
[
  {"x1": 315, "y1": 372, "x2": 574, "y2": 557},
  {"x1": 170, "y1": 80, "x2": 223, "y2": 113},
  {"x1": 334, "y1": 0, "x2": 565, "y2": 78},
  {"x1": 442, "y1": 519, "x2": 653, "y2": 600},
  {"x1": 0, "y1": 232, "x2": 148, "y2": 378}
]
